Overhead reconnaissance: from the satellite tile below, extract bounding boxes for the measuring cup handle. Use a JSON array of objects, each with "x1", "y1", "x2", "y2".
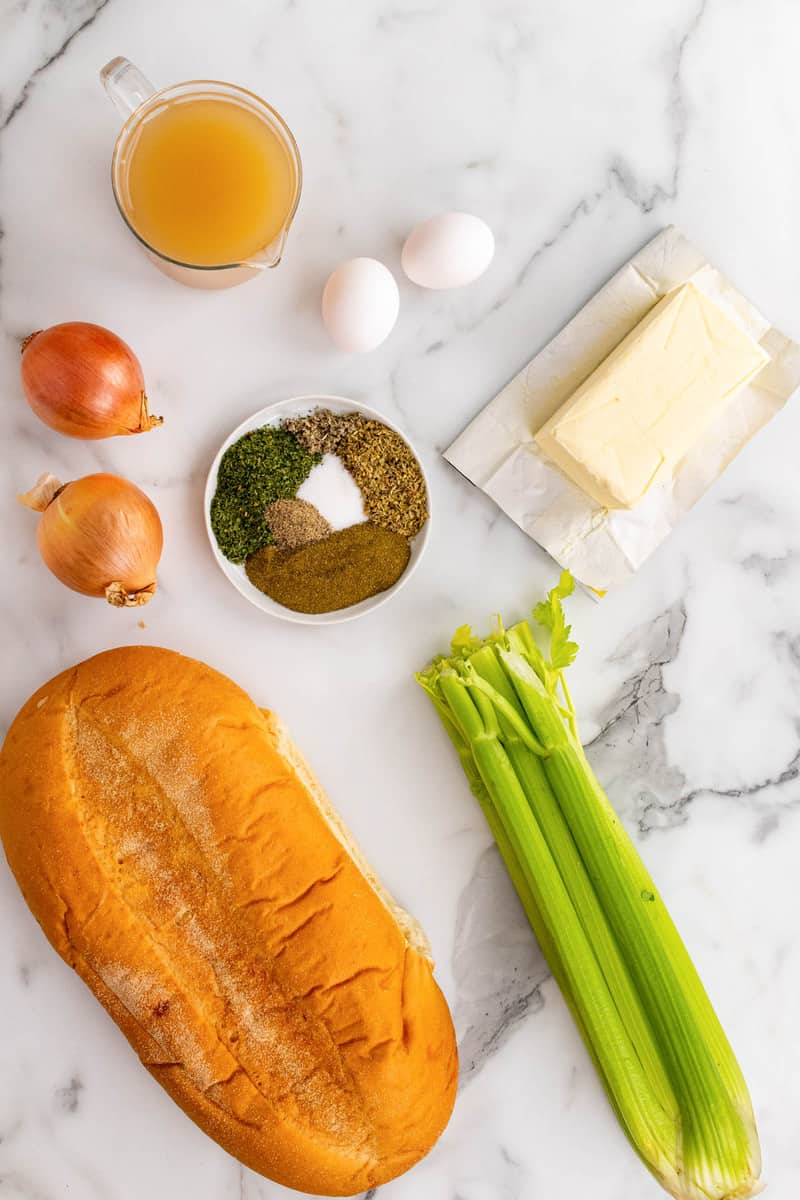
[{"x1": 100, "y1": 57, "x2": 155, "y2": 119}]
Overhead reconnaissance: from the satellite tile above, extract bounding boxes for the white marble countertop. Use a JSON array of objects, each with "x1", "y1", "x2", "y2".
[{"x1": 1, "y1": 2, "x2": 799, "y2": 1198}]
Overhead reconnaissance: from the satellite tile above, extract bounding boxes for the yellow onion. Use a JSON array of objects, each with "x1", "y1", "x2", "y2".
[
  {"x1": 18, "y1": 472, "x2": 163, "y2": 606},
  {"x1": 20, "y1": 322, "x2": 162, "y2": 439}
]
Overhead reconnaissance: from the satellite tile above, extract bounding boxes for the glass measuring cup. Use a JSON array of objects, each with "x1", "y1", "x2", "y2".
[{"x1": 100, "y1": 57, "x2": 302, "y2": 289}]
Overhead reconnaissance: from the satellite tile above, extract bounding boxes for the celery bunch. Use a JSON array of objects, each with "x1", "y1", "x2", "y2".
[{"x1": 417, "y1": 574, "x2": 761, "y2": 1200}]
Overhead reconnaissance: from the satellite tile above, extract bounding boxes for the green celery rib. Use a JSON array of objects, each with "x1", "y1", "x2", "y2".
[
  {"x1": 417, "y1": 668, "x2": 607, "y2": 1090},
  {"x1": 500, "y1": 632, "x2": 760, "y2": 1200},
  {"x1": 436, "y1": 670, "x2": 681, "y2": 1190},
  {"x1": 464, "y1": 646, "x2": 679, "y2": 1135}
]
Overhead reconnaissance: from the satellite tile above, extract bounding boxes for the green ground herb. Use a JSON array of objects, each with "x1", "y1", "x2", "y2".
[
  {"x1": 245, "y1": 522, "x2": 410, "y2": 613},
  {"x1": 210, "y1": 427, "x2": 320, "y2": 563}
]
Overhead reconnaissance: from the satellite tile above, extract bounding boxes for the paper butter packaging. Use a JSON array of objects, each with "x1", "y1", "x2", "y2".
[{"x1": 445, "y1": 227, "x2": 800, "y2": 594}]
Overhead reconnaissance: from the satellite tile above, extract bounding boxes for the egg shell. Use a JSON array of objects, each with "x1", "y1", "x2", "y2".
[
  {"x1": 401, "y1": 212, "x2": 495, "y2": 290},
  {"x1": 321, "y1": 257, "x2": 400, "y2": 353}
]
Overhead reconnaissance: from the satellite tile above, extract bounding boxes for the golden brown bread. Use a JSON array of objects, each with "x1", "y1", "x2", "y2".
[{"x1": 0, "y1": 647, "x2": 457, "y2": 1194}]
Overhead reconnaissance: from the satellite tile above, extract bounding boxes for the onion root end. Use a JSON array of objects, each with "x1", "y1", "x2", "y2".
[{"x1": 105, "y1": 581, "x2": 157, "y2": 607}]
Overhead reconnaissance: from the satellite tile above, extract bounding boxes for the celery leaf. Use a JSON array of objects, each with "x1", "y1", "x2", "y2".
[
  {"x1": 533, "y1": 570, "x2": 579, "y2": 672},
  {"x1": 451, "y1": 624, "x2": 481, "y2": 655}
]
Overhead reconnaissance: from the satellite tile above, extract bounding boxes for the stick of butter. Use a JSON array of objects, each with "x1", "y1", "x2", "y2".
[{"x1": 534, "y1": 282, "x2": 770, "y2": 509}]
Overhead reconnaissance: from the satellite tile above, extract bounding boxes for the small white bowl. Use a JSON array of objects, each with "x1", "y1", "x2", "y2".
[{"x1": 204, "y1": 394, "x2": 431, "y2": 625}]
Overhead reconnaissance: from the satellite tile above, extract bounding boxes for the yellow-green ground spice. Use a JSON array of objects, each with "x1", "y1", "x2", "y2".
[
  {"x1": 245, "y1": 522, "x2": 410, "y2": 613},
  {"x1": 338, "y1": 419, "x2": 428, "y2": 538},
  {"x1": 265, "y1": 498, "x2": 331, "y2": 549},
  {"x1": 210, "y1": 427, "x2": 320, "y2": 563}
]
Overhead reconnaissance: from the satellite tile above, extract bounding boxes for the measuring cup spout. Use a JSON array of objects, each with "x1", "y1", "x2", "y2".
[
  {"x1": 245, "y1": 227, "x2": 291, "y2": 271},
  {"x1": 101, "y1": 57, "x2": 156, "y2": 119}
]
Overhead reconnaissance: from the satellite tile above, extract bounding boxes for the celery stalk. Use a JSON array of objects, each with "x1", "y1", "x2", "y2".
[
  {"x1": 418, "y1": 669, "x2": 601, "y2": 1075},
  {"x1": 416, "y1": 575, "x2": 761, "y2": 1200},
  {"x1": 438, "y1": 669, "x2": 681, "y2": 1183},
  {"x1": 465, "y1": 645, "x2": 679, "y2": 1134}
]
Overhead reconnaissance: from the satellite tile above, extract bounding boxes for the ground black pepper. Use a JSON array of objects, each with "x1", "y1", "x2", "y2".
[
  {"x1": 265, "y1": 498, "x2": 331, "y2": 549},
  {"x1": 245, "y1": 522, "x2": 410, "y2": 613},
  {"x1": 210, "y1": 427, "x2": 320, "y2": 563}
]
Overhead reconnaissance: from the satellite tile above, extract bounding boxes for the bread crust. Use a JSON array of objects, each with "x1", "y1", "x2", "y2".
[{"x1": 0, "y1": 647, "x2": 457, "y2": 1194}]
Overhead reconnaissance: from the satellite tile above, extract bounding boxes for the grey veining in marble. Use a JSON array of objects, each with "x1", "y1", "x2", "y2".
[
  {"x1": 453, "y1": 845, "x2": 549, "y2": 1083},
  {"x1": 2, "y1": 1, "x2": 800, "y2": 1198}
]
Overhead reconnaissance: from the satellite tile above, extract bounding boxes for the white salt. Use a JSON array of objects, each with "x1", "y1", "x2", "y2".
[{"x1": 297, "y1": 455, "x2": 367, "y2": 531}]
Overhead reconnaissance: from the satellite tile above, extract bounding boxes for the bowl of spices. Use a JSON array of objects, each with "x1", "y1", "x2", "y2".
[{"x1": 204, "y1": 395, "x2": 431, "y2": 624}]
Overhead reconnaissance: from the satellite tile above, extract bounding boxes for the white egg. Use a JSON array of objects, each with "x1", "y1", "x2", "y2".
[
  {"x1": 321, "y1": 257, "x2": 400, "y2": 353},
  {"x1": 401, "y1": 212, "x2": 495, "y2": 290}
]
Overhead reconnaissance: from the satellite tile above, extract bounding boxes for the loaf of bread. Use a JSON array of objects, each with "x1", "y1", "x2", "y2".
[{"x1": 0, "y1": 647, "x2": 457, "y2": 1194}]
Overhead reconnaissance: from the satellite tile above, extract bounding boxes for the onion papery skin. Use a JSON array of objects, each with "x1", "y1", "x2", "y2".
[
  {"x1": 36, "y1": 474, "x2": 163, "y2": 605},
  {"x1": 21, "y1": 322, "x2": 161, "y2": 439}
]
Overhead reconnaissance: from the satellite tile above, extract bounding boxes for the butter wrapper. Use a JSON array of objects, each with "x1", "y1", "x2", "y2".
[{"x1": 445, "y1": 226, "x2": 800, "y2": 594}]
